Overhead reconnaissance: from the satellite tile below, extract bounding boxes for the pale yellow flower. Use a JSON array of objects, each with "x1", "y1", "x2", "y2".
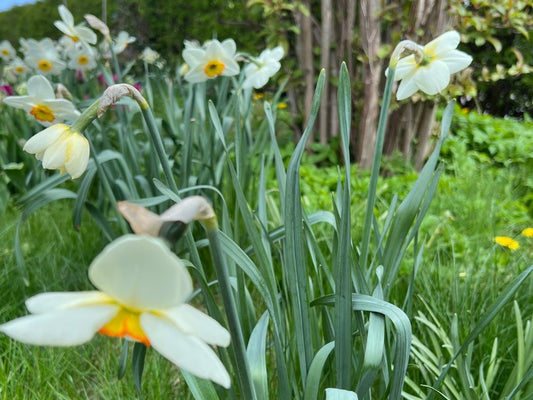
[{"x1": 23, "y1": 123, "x2": 89, "y2": 179}]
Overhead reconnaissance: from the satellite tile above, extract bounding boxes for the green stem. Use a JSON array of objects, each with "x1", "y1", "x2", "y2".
[
  {"x1": 204, "y1": 221, "x2": 257, "y2": 400},
  {"x1": 359, "y1": 67, "x2": 395, "y2": 276}
]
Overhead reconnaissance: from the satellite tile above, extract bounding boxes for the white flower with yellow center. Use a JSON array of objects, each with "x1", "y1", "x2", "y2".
[
  {"x1": 140, "y1": 46, "x2": 160, "y2": 64},
  {"x1": 67, "y1": 46, "x2": 97, "y2": 70},
  {"x1": 24, "y1": 39, "x2": 66, "y2": 75},
  {"x1": 393, "y1": 31, "x2": 472, "y2": 100},
  {"x1": 242, "y1": 46, "x2": 284, "y2": 89},
  {"x1": 54, "y1": 5, "x2": 97, "y2": 45},
  {"x1": 113, "y1": 31, "x2": 136, "y2": 54},
  {"x1": 6, "y1": 57, "x2": 30, "y2": 76},
  {"x1": 183, "y1": 39, "x2": 240, "y2": 83},
  {"x1": 23, "y1": 123, "x2": 90, "y2": 179},
  {"x1": 0, "y1": 235, "x2": 231, "y2": 388},
  {"x1": 3, "y1": 75, "x2": 80, "y2": 127},
  {"x1": 0, "y1": 40, "x2": 16, "y2": 61}
]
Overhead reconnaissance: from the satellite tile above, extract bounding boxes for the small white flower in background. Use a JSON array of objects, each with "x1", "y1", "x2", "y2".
[
  {"x1": 140, "y1": 46, "x2": 160, "y2": 64},
  {"x1": 113, "y1": 31, "x2": 136, "y2": 54},
  {"x1": 23, "y1": 123, "x2": 90, "y2": 179},
  {"x1": 242, "y1": 46, "x2": 284, "y2": 89},
  {"x1": 0, "y1": 235, "x2": 231, "y2": 388},
  {"x1": 3, "y1": 75, "x2": 80, "y2": 126},
  {"x1": 67, "y1": 46, "x2": 97, "y2": 70},
  {"x1": 4, "y1": 57, "x2": 30, "y2": 79},
  {"x1": 393, "y1": 30, "x2": 472, "y2": 100},
  {"x1": 183, "y1": 39, "x2": 240, "y2": 83},
  {"x1": 0, "y1": 40, "x2": 16, "y2": 61},
  {"x1": 54, "y1": 5, "x2": 97, "y2": 45},
  {"x1": 24, "y1": 39, "x2": 66, "y2": 75}
]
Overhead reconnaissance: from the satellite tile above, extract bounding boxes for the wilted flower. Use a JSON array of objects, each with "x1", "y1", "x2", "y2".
[
  {"x1": 23, "y1": 123, "x2": 89, "y2": 179},
  {"x1": 0, "y1": 40, "x2": 16, "y2": 61},
  {"x1": 84, "y1": 13, "x2": 111, "y2": 42},
  {"x1": 392, "y1": 31, "x2": 472, "y2": 100},
  {"x1": 54, "y1": 5, "x2": 97, "y2": 45},
  {"x1": 242, "y1": 46, "x2": 284, "y2": 89},
  {"x1": 3, "y1": 75, "x2": 80, "y2": 126},
  {"x1": 0, "y1": 235, "x2": 231, "y2": 388},
  {"x1": 183, "y1": 39, "x2": 240, "y2": 83},
  {"x1": 117, "y1": 196, "x2": 216, "y2": 238},
  {"x1": 493, "y1": 236, "x2": 519, "y2": 250}
]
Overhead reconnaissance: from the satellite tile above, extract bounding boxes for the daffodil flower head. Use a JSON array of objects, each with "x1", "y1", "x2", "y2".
[
  {"x1": 392, "y1": 31, "x2": 472, "y2": 100},
  {"x1": 24, "y1": 39, "x2": 66, "y2": 76},
  {"x1": 54, "y1": 5, "x2": 97, "y2": 45},
  {"x1": 0, "y1": 235, "x2": 231, "y2": 388},
  {"x1": 242, "y1": 46, "x2": 284, "y2": 89},
  {"x1": 3, "y1": 75, "x2": 80, "y2": 126},
  {"x1": 183, "y1": 39, "x2": 240, "y2": 83},
  {"x1": 0, "y1": 40, "x2": 16, "y2": 61},
  {"x1": 23, "y1": 123, "x2": 90, "y2": 179}
]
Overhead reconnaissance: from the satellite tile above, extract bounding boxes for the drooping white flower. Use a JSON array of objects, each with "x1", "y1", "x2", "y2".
[
  {"x1": 24, "y1": 39, "x2": 66, "y2": 75},
  {"x1": 0, "y1": 235, "x2": 231, "y2": 388},
  {"x1": 54, "y1": 5, "x2": 97, "y2": 45},
  {"x1": 23, "y1": 123, "x2": 90, "y2": 179},
  {"x1": 242, "y1": 46, "x2": 284, "y2": 89},
  {"x1": 3, "y1": 75, "x2": 80, "y2": 126},
  {"x1": 393, "y1": 31, "x2": 472, "y2": 100},
  {"x1": 113, "y1": 31, "x2": 136, "y2": 54},
  {"x1": 183, "y1": 39, "x2": 240, "y2": 83},
  {"x1": 0, "y1": 40, "x2": 16, "y2": 61}
]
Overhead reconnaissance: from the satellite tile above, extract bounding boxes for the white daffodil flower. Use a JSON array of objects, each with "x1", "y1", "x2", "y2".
[
  {"x1": 0, "y1": 40, "x2": 16, "y2": 61},
  {"x1": 113, "y1": 31, "x2": 136, "y2": 54},
  {"x1": 67, "y1": 46, "x2": 97, "y2": 70},
  {"x1": 24, "y1": 39, "x2": 66, "y2": 75},
  {"x1": 183, "y1": 39, "x2": 240, "y2": 83},
  {"x1": 5, "y1": 57, "x2": 30, "y2": 77},
  {"x1": 393, "y1": 31, "x2": 472, "y2": 100},
  {"x1": 242, "y1": 46, "x2": 284, "y2": 89},
  {"x1": 0, "y1": 235, "x2": 231, "y2": 388},
  {"x1": 3, "y1": 75, "x2": 80, "y2": 126},
  {"x1": 23, "y1": 123, "x2": 90, "y2": 179},
  {"x1": 54, "y1": 5, "x2": 97, "y2": 45},
  {"x1": 140, "y1": 47, "x2": 160, "y2": 64}
]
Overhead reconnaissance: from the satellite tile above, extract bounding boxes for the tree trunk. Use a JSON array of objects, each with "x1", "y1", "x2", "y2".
[{"x1": 357, "y1": 0, "x2": 382, "y2": 168}]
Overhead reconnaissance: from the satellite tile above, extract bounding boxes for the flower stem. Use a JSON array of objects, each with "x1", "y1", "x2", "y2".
[{"x1": 204, "y1": 219, "x2": 257, "y2": 399}]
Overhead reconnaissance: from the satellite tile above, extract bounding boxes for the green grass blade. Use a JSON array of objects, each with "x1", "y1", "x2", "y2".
[
  {"x1": 247, "y1": 311, "x2": 270, "y2": 400},
  {"x1": 304, "y1": 342, "x2": 335, "y2": 400}
]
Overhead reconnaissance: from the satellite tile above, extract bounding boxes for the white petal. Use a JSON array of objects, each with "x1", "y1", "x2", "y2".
[
  {"x1": 23, "y1": 124, "x2": 68, "y2": 154},
  {"x1": 27, "y1": 75, "x2": 55, "y2": 99},
  {"x1": 58, "y1": 5, "x2": 74, "y2": 27},
  {"x1": 141, "y1": 313, "x2": 231, "y2": 388},
  {"x1": 424, "y1": 30, "x2": 460, "y2": 56},
  {"x1": 394, "y1": 55, "x2": 417, "y2": 81},
  {"x1": 54, "y1": 21, "x2": 74, "y2": 38},
  {"x1": 26, "y1": 291, "x2": 110, "y2": 313},
  {"x1": 64, "y1": 133, "x2": 90, "y2": 178},
  {"x1": 88, "y1": 235, "x2": 193, "y2": 310},
  {"x1": 162, "y1": 304, "x2": 231, "y2": 347},
  {"x1": 2, "y1": 95, "x2": 35, "y2": 111},
  {"x1": 184, "y1": 66, "x2": 208, "y2": 83},
  {"x1": 75, "y1": 25, "x2": 97, "y2": 45},
  {"x1": 220, "y1": 39, "x2": 236, "y2": 57},
  {"x1": 413, "y1": 60, "x2": 450, "y2": 95},
  {"x1": 396, "y1": 76, "x2": 419, "y2": 100},
  {"x1": 182, "y1": 48, "x2": 206, "y2": 67},
  {"x1": 41, "y1": 133, "x2": 68, "y2": 169},
  {"x1": 0, "y1": 305, "x2": 118, "y2": 346},
  {"x1": 160, "y1": 196, "x2": 215, "y2": 224},
  {"x1": 221, "y1": 57, "x2": 240, "y2": 77},
  {"x1": 439, "y1": 49, "x2": 472, "y2": 74}
]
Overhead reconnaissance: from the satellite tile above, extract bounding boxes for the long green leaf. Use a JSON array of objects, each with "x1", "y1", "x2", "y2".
[
  {"x1": 304, "y1": 342, "x2": 335, "y2": 400},
  {"x1": 247, "y1": 312, "x2": 270, "y2": 400}
]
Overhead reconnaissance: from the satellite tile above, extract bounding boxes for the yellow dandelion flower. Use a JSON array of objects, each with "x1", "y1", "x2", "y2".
[
  {"x1": 521, "y1": 228, "x2": 533, "y2": 238},
  {"x1": 493, "y1": 236, "x2": 519, "y2": 250}
]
